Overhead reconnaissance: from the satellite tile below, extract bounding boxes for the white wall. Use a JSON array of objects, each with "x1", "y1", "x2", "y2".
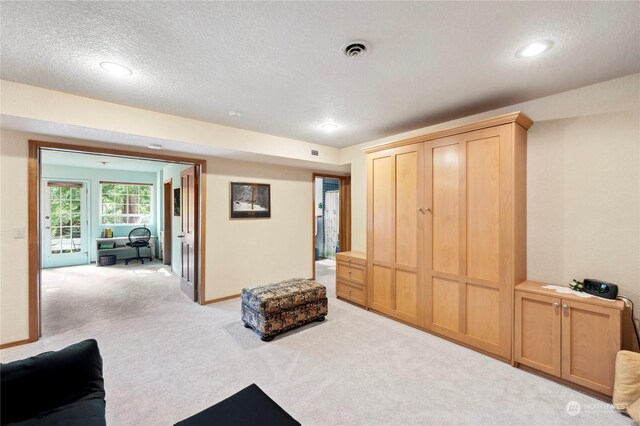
[
  {"x1": 0, "y1": 130, "x2": 313, "y2": 344},
  {"x1": 342, "y1": 73, "x2": 640, "y2": 326}
]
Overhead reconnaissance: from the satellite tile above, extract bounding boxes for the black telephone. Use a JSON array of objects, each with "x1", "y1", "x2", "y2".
[{"x1": 581, "y1": 278, "x2": 618, "y2": 300}]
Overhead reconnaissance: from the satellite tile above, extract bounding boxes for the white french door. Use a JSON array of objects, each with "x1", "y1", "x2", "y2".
[{"x1": 42, "y1": 180, "x2": 89, "y2": 268}]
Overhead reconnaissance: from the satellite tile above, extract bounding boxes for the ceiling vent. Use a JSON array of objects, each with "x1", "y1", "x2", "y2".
[{"x1": 342, "y1": 41, "x2": 370, "y2": 60}]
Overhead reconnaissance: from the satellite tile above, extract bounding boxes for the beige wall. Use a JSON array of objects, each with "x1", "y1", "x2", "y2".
[
  {"x1": 1, "y1": 74, "x2": 638, "y2": 345},
  {"x1": 342, "y1": 73, "x2": 640, "y2": 325},
  {"x1": 0, "y1": 135, "x2": 30, "y2": 344},
  {"x1": 1, "y1": 80, "x2": 340, "y2": 166},
  {"x1": 0, "y1": 130, "x2": 313, "y2": 344},
  {"x1": 205, "y1": 158, "x2": 312, "y2": 300}
]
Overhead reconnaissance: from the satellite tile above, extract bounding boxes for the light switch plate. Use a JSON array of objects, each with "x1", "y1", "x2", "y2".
[{"x1": 13, "y1": 227, "x2": 25, "y2": 238}]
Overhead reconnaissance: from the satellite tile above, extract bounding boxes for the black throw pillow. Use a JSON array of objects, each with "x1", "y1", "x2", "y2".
[{"x1": 0, "y1": 339, "x2": 105, "y2": 424}]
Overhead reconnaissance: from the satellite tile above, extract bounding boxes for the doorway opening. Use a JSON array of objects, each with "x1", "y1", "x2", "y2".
[
  {"x1": 28, "y1": 140, "x2": 207, "y2": 343},
  {"x1": 312, "y1": 174, "x2": 350, "y2": 283}
]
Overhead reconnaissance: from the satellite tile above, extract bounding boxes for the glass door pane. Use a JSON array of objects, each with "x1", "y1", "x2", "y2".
[{"x1": 43, "y1": 181, "x2": 89, "y2": 268}]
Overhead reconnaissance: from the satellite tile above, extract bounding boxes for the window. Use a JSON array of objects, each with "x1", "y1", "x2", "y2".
[{"x1": 100, "y1": 183, "x2": 152, "y2": 225}]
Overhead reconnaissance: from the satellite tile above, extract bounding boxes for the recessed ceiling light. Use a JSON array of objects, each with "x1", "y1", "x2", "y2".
[
  {"x1": 100, "y1": 61, "x2": 133, "y2": 76},
  {"x1": 321, "y1": 123, "x2": 339, "y2": 131},
  {"x1": 228, "y1": 110, "x2": 243, "y2": 117},
  {"x1": 515, "y1": 40, "x2": 553, "y2": 58},
  {"x1": 147, "y1": 144, "x2": 163, "y2": 150}
]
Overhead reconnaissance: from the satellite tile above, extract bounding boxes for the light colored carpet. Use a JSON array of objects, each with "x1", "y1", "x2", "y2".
[{"x1": 1, "y1": 262, "x2": 633, "y2": 425}]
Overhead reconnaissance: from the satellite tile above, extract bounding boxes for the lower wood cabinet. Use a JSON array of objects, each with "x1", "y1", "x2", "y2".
[
  {"x1": 335, "y1": 251, "x2": 367, "y2": 307},
  {"x1": 515, "y1": 281, "x2": 626, "y2": 396}
]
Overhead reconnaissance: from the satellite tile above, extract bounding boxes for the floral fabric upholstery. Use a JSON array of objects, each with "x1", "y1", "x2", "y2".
[{"x1": 241, "y1": 278, "x2": 328, "y2": 339}]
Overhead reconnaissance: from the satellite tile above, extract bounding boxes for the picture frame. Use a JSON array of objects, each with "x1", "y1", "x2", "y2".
[
  {"x1": 230, "y1": 182, "x2": 271, "y2": 219},
  {"x1": 173, "y1": 188, "x2": 181, "y2": 216}
]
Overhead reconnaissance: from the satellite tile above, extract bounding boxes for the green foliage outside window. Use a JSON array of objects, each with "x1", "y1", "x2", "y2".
[
  {"x1": 100, "y1": 183, "x2": 152, "y2": 225},
  {"x1": 49, "y1": 185, "x2": 82, "y2": 254}
]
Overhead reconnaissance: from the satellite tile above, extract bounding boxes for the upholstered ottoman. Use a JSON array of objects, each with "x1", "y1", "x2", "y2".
[{"x1": 241, "y1": 278, "x2": 328, "y2": 341}]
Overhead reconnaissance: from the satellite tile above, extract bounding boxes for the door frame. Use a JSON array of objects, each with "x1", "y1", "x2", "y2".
[
  {"x1": 27, "y1": 140, "x2": 207, "y2": 343},
  {"x1": 311, "y1": 173, "x2": 351, "y2": 280},
  {"x1": 163, "y1": 178, "x2": 172, "y2": 266}
]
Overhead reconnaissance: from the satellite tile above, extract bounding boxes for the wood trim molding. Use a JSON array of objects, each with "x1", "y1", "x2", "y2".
[
  {"x1": 28, "y1": 142, "x2": 40, "y2": 342},
  {"x1": 29, "y1": 140, "x2": 207, "y2": 165},
  {"x1": 198, "y1": 162, "x2": 207, "y2": 305},
  {"x1": 203, "y1": 294, "x2": 240, "y2": 304},
  {"x1": 27, "y1": 139, "x2": 208, "y2": 345},
  {"x1": 363, "y1": 112, "x2": 533, "y2": 154},
  {"x1": 340, "y1": 176, "x2": 352, "y2": 252},
  {"x1": 0, "y1": 338, "x2": 36, "y2": 350}
]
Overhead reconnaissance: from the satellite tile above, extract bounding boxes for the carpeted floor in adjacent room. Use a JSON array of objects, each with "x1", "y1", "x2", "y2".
[{"x1": 0, "y1": 261, "x2": 633, "y2": 425}]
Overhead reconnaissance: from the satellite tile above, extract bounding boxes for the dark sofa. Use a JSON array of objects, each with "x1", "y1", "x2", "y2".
[{"x1": 1, "y1": 339, "x2": 106, "y2": 426}]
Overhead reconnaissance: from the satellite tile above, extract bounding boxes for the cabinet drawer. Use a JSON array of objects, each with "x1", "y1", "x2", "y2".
[
  {"x1": 336, "y1": 261, "x2": 365, "y2": 284},
  {"x1": 337, "y1": 280, "x2": 366, "y2": 306},
  {"x1": 336, "y1": 252, "x2": 367, "y2": 267}
]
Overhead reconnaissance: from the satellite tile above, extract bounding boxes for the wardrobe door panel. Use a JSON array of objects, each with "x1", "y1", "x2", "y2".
[
  {"x1": 466, "y1": 283, "x2": 500, "y2": 346},
  {"x1": 432, "y1": 277, "x2": 460, "y2": 332},
  {"x1": 372, "y1": 156, "x2": 393, "y2": 263},
  {"x1": 396, "y1": 269, "x2": 418, "y2": 319},
  {"x1": 466, "y1": 136, "x2": 500, "y2": 283},
  {"x1": 395, "y1": 151, "x2": 418, "y2": 268},
  {"x1": 432, "y1": 144, "x2": 460, "y2": 275},
  {"x1": 372, "y1": 265, "x2": 392, "y2": 309}
]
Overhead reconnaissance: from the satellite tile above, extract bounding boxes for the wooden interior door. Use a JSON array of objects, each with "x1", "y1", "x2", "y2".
[
  {"x1": 514, "y1": 291, "x2": 561, "y2": 376},
  {"x1": 561, "y1": 300, "x2": 621, "y2": 396},
  {"x1": 180, "y1": 166, "x2": 198, "y2": 301},
  {"x1": 367, "y1": 143, "x2": 424, "y2": 326},
  {"x1": 426, "y1": 124, "x2": 514, "y2": 358}
]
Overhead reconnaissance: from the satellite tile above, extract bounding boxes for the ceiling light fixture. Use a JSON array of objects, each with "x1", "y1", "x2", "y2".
[
  {"x1": 321, "y1": 123, "x2": 338, "y2": 131},
  {"x1": 99, "y1": 161, "x2": 109, "y2": 165},
  {"x1": 228, "y1": 110, "x2": 243, "y2": 117},
  {"x1": 515, "y1": 40, "x2": 553, "y2": 58},
  {"x1": 147, "y1": 144, "x2": 163, "y2": 150},
  {"x1": 99, "y1": 61, "x2": 133, "y2": 76}
]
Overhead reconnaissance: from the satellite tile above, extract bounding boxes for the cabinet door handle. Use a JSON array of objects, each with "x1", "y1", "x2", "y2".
[
  {"x1": 553, "y1": 302, "x2": 559, "y2": 308},
  {"x1": 418, "y1": 208, "x2": 425, "y2": 214},
  {"x1": 562, "y1": 304, "x2": 569, "y2": 310}
]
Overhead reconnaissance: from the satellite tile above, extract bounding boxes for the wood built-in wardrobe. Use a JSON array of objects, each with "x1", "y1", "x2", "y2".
[{"x1": 366, "y1": 112, "x2": 532, "y2": 361}]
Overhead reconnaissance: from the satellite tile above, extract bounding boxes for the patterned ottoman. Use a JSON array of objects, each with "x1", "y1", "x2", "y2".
[{"x1": 241, "y1": 278, "x2": 328, "y2": 341}]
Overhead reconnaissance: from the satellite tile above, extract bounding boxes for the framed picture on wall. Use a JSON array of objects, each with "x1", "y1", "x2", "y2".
[
  {"x1": 230, "y1": 182, "x2": 271, "y2": 219},
  {"x1": 174, "y1": 188, "x2": 181, "y2": 216}
]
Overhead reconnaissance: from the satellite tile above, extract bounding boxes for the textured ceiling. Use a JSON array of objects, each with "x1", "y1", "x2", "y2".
[{"x1": 1, "y1": 1, "x2": 639, "y2": 148}]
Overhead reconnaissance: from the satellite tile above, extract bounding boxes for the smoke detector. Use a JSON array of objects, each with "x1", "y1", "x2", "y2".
[{"x1": 341, "y1": 40, "x2": 370, "y2": 60}]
